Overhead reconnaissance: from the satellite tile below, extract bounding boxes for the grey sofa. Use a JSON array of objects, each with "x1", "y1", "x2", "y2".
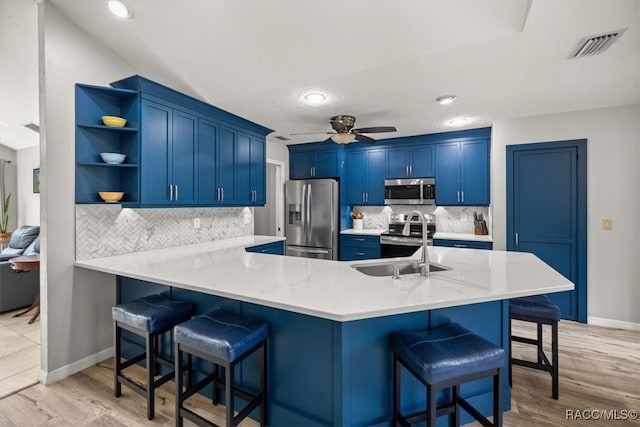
[{"x1": 0, "y1": 226, "x2": 40, "y2": 313}]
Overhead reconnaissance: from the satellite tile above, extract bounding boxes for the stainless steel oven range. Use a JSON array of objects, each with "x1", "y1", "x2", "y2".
[{"x1": 380, "y1": 213, "x2": 435, "y2": 258}]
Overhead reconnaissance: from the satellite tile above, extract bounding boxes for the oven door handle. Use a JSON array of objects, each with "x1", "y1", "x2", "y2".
[{"x1": 380, "y1": 236, "x2": 427, "y2": 247}]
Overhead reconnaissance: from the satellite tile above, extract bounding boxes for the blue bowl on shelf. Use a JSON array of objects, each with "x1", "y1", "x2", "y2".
[{"x1": 99, "y1": 152, "x2": 126, "y2": 164}]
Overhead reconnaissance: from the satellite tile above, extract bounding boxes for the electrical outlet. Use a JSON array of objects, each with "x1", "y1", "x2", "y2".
[
  {"x1": 461, "y1": 214, "x2": 467, "y2": 221},
  {"x1": 193, "y1": 218, "x2": 200, "y2": 229},
  {"x1": 602, "y1": 218, "x2": 612, "y2": 230}
]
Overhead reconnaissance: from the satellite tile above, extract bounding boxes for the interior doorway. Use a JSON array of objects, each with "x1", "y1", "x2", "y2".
[
  {"x1": 254, "y1": 160, "x2": 284, "y2": 237},
  {"x1": 506, "y1": 139, "x2": 587, "y2": 322}
]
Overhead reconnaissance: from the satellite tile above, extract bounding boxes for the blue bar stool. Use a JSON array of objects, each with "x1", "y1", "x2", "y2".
[
  {"x1": 174, "y1": 309, "x2": 269, "y2": 427},
  {"x1": 112, "y1": 294, "x2": 193, "y2": 419},
  {"x1": 509, "y1": 295, "x2": 560, "y2": 399},
  {"x1": 391, "y1": 323, "x2": 505, "y2": 426}
]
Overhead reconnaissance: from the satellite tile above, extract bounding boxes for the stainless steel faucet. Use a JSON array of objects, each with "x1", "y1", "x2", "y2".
[{"x1": 402, "y1": 211, "x2": 430, "y2": 277}]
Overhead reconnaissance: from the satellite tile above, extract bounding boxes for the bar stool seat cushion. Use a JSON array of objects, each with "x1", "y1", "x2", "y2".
[
  {"x1": 112, "y1": 294, "x2": 193, "y2": 334},
  {"x1": 175, "y1": 309, "x2": 268, "y2": 363},
  {"x1": 391, "y1": 323, "x2": 504, "y2": 385},
  {"x1": 510, "y1": 295, "x2": 561, "y2": 321}
]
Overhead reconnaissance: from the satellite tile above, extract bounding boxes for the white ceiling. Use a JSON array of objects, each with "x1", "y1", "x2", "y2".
[{"x1": 1, "y1": 0, "x2": 639, "y2": 150}]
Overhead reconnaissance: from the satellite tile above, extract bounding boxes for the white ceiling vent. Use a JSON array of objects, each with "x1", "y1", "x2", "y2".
[{"x1": 571, "y1": 29, "x2": 626, "y2": 58}]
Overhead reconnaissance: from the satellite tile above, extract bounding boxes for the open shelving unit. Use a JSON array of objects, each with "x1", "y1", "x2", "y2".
[{"x1": 75, "y1": 84, "x2": 140, "y2": 205}]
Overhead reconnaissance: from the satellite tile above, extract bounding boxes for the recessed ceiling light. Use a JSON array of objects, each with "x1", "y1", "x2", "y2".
[
  {"x1": 303, "y1": 92, "x2": 327, "y2": 104},
  {"x1": 108, "y1": 0, "x2": 132, "y2": 19},
  {"x1": 436, "y1": 95, "x2": 457, "y2": 105},
  {"x1": 447, "y1": 117, "x2": 472, "y2": 127}
]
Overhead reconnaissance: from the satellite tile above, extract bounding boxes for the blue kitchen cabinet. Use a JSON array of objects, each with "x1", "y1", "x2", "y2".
[
  {"x1": 198, "y1": 120, "x2": 238, "y2": 205},
  {"x1": 434, "y1": 239, "x2": 493, "y2": 250},
  {"x1": 340, "y1": 234, "x2": 381, "y2": 261},
  {"x1": 345, "y1": 149, "x2": 385, "y2": 205},
  {"x1": 140, "y1": 99, "x2": 197, "y2": 205},
  {"x1": 75, "y1": 84, "x2": 140, "y2": 205},
  {"x1": 435, "y1": 138, "x2": 489, "y2": 206},
  {"x1": 237, "y1": 131, "x2": 266, "y2": 205},
  {"x1": 245, "y1": 241, "x2": 285, "y2": 255},
  {"x1": 385, "y1": 144, "x2": 434, "y2": 179},
  {"x1": 289, "y1": 146, "x2": 341, "y2": 179}
]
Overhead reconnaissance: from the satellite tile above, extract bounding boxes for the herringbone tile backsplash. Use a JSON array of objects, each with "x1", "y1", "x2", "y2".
[{"x1": 76, "y1": 205, "x2": 252, "y2": 260}]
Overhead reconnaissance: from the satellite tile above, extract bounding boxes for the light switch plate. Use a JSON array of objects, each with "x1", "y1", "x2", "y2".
[
  {"x1": 193, "y1": 218, "x2": 200, "y2": 229},
  {"x1": 602, "y1": 218, "x2": 612, "y2": 230}
]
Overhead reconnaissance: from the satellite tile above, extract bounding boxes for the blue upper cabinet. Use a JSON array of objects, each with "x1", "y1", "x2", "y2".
[
  {"x1": 288, "y1": 144, "x2": 341, "y2": 179},
  {"x1": 237, "y1": 131, "x2": 266, "y2": 205},
  {"x1": 198, "y1": 120, "x2": 238, "y2": 205},
  {"x1": 140, "y1": 99, "x2": 197, "y2": 205},
  {"x1": 75, "y1": 84, "x2": 140, "y2": 205},
  {"x1": 345, "y1": 148, "x2": 385, "y2": 205},
  {"x1": 97, "y1": 74, "x2": 273, "y2": 208},
  {"x1": 385, "y1": 144, "x2": 434, "y2": 178},
  {"x1": 435, "y1": 137, "x2": 490, "y2": 206}
]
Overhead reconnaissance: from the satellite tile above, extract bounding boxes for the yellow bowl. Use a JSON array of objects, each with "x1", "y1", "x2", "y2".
[
  {"x1": 101, "y1": 116, "x2": 127, "y2": 127},
  {"x1": 98, "y1": 192, "x2": 124, "y2": 203}
]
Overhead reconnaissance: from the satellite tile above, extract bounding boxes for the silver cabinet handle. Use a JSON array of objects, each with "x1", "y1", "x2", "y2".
[
  {"x1": 460, "y1": 191, "x2": 464, "y2": 203},
  {"x1": 175, "y1": 185, "x2": 178, "y2": 201},
  {"x1": 355, "y1": 238, "x2": 365, "y2": 242},
  {"x1": 169, "y1": 185, "x2": 173, "y2": 201},
  {"x1": 366, "y1": 192, "x2": 369, "y2": 203},
  {"x1": 221, "y1": 187, "x2": 224, "y2": 201},
  {"x1": 457, "y1": 191, "x2": 460, "y2": 202},
  {"x1": 406, "y1": 166, "x2": 409, "y2": 176},
  {"x1": 409, "y1": 165, "x2": 413, "y2": 176},
  {"x1": 355, "y1": 252, "x2": 365, "y2": 256},
  {"x1": 362, "y1": 193, "x2": 365, "y2": 203},
  {"x1": 515, "y1": 232, "x2": 519, "y2": 246},
  {"x1": 453, "y1": 244, "x2": 468, "y2": 248},
  {"x1": 218, "y1": 188, "x2": 221, "y2": 201}
]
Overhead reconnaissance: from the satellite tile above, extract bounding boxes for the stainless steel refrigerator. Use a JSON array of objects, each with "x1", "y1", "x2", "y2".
[{"x1": 285, "y1": 179, "x2": 339, "y2": 260}]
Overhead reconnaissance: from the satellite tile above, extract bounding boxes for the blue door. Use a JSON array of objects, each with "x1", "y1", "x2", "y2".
[
  {"x1": 507, "y1": 140, "x2": 587, "y2": 322},
  {"x1": 141, "y1": 100, "x2": 172, "y2": 205},
  {"x1": 172, "y1": 109, "x2": 198, "y2": 205}
]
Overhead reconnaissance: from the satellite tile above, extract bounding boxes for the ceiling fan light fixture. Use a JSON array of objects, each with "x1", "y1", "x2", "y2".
[
  {"x1": 447, "y1": 117, "x2": 472, "y2": 127},
  {"x1": 108, "y1": 0, "x2": 132, "y2": 19},
  {"x1": 331, "y1": 133, "x2": 356, "y2": 144},
  {"x1": 303, "y1": 92, "x2": 327, "y2": 104},
  {"x1": 436, "y1": 95, "x2": 457, "y2": 105}
]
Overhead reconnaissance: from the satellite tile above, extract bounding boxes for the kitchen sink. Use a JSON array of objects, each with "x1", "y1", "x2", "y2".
[{"x1": 351, "y1": 260, "x2": 451, "y2": 277}]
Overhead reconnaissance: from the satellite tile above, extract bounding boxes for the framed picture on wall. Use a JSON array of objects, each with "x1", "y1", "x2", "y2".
[{"x1": 33, "y1": 168, "x2": 40, "y2": 193}]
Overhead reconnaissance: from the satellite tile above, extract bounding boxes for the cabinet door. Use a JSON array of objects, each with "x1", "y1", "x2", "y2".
[
  {"x1": 172, "y1": 109, "x2": 198, "y2": 205},
  {"x1": 460, "y1": 139, "x2": 489, "y2": 205},
  {"x1": 218, "y1": 126, "x2": 237, "y2": 204},
  {"x1": 250, "y1": 136, "x2": 266, "y2": 205},
  {"x1": 435, "y1": 142, "x2": 460, "y2": 205},
  {"x1": 366, "y1": 149, "x2": 385, "y2": 205},
  {"x1": 198, "y1": 119, "x2": 219, "y2": 204},
  {"x1": 345, "y1": 151, "x2": 367, "y2": 204},
  {"x1": 141, "y1": 100, "x2": 172, "y2": 205},
  {"x1": 290, "y1": 152, "x2": 313, "y2": 179},
  {"x1": 313, "y1": 150, "x2": 339, "y2": 178},
  {"x1": 236, "y1": 131, "x2": 252, "y2": 204},
  {"x1": 386, "y1": 147, "x2": 410, "y2": 178},
  {"x1": 410, "y1": 144, "x2": 434, "y2": 177}
]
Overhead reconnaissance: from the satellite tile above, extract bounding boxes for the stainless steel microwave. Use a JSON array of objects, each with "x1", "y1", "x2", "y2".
[{"x1": 384, "y1": 178, "x2": 435, "y2": 205}]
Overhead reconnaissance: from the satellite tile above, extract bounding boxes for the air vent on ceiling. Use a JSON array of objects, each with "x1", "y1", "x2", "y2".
[
  {"x1": 24, "y1": 123, "x2": 40, "y2": 133},
  {"x1": 274, "y1": 135, "x2": 290, "y2": 141},
  {"x1": 572, "y1": 29, "x2": 626, "y2": 58}
]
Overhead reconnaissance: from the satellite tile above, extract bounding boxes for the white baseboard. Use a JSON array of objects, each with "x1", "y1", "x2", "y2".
[
  {"x1": 40, "y1": 346, "x2": 114, "y2": 385},
  {"x1": 588, "y1": 316, "x2": 640, "y2": 332}
]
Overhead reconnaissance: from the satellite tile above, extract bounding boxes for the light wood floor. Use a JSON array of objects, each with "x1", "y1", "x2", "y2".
[
  {"x1": 0, "y1": 320, "x2": 638, "y2": 426},
  {"x1": 0, "y1": 309, "x2": 40, "y2": 399}
]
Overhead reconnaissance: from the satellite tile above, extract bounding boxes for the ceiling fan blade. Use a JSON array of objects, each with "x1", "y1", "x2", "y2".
[
  {"x1": 355, "y1": 134, "x2": 377, "y2": 144},
  {"x1": 352, "y1": 126, "x2": 397, "y2": 134},
  {"x1": 290, "y1": 131, "x2": 334, "y2": 136}
]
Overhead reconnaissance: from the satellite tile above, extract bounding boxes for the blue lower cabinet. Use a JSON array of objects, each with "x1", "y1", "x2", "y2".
[
  {"x1": 245, "y1": 241, "x2": 285, "y2": 255},
  {"x1": 340, "y1": 235, "x2": 381, "y2": 261},
  {"x1": 434, "y1": 239, "x2": 493, "y2": 250},
  {"x1": 117, "y1": 277, "x2": 509, "y2": 426}
]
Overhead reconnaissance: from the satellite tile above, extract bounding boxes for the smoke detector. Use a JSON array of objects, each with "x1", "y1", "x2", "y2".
[{"x1": 571, "y1": 29, "x2": 626, "y2": 58}]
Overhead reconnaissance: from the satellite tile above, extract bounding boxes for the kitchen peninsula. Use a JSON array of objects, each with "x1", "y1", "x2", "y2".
[{"x1": 75, "y1": 236, "x2": 573, "y2": 426}]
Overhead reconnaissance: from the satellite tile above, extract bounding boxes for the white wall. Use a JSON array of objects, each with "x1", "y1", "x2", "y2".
[
  {"x1": 16, "y1": 145, "x2": 40, "y2": 226},
  {"x1": 40, "y1": 1, "x2": 135, "y2": 379},
  {"x1": 492, "y1": 104, "x2": 640, "y2": 327},
  {"x1": 266, "y1": 139, "x2": 289, "y2": 181}
]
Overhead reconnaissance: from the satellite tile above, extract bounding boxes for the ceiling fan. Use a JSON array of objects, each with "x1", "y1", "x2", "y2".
[{"x1": 291, "y1": 115, "x2": 397, "y2": 144}]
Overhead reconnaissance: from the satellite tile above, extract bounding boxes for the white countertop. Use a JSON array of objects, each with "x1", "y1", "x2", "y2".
[
  {"x1": 341, "y1": 229, "x2": 386, "y2": 236},
  {"x1": 75, "y1": 235, "x2": 572, "y2": 322},
  {"x1": 434, "y1": 232, "x2": 494, "y2": 242}
]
